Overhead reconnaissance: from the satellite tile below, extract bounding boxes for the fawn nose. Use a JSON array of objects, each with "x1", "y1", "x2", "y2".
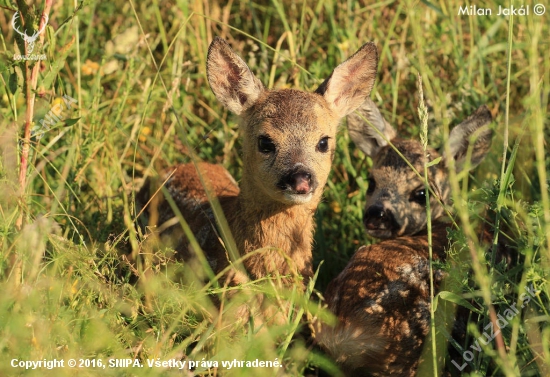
[
  {"x1": 363, "y1": 205, "x2": 396, "y2": 231},
  {"x1": 291, "y1": 171, "x2": 312, "y2": 194},
  {"x1": 278, "y1": 168, "x2": 316, "y2": 194}
]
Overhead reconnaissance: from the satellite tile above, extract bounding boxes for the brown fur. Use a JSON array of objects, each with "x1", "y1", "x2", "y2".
[
  {"x1": 317, "y1": 101, "x2": 493, "y2": 375},
  {"x1": 320, "y1": 222, "x2": 449, "y2": 376},
  {"x1": 138, "y1": 38, "x2": 379, "y2": 319},
  {"x1": 348, "y1": 100, "x2": 493, "y2": 239}
]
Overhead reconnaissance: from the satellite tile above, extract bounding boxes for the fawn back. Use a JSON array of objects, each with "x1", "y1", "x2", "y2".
[
  {"x1": 317, "y1": 100, "x2": 493, "y2": 376},
  {"x1": 138, "y1": 38, "x2": 379, "y2": 292}
]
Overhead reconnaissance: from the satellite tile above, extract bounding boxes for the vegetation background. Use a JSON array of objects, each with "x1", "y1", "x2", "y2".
[{"x1": 0, "y1": 0, "x2": 548, "y2": 376}]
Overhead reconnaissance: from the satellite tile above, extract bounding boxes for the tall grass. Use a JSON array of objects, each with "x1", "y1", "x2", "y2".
[{"x1": 0, "y1": 0, "x2": 548, "y2": 376}]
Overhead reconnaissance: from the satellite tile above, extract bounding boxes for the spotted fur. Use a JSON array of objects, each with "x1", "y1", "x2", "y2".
[{"x1": 317, "y1": 101, "x2": 493, "y2": 375}]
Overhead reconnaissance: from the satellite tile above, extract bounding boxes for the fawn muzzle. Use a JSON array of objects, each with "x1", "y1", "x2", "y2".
[
  {"x1": 363, "y1": 204, "x2": 399, "y2": 238},
  {"x1": 292, "y1": 172, "x2": 312, "y2": 194},
  {"x1": 277, "y1": 166, "x2": 317, "y2": 196}
]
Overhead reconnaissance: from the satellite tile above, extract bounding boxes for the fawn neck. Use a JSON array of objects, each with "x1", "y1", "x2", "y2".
[{"x1": 230, "y1": 173, "x2": 319, "y2": 282}]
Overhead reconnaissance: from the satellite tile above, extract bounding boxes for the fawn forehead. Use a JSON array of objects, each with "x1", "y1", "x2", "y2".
[
  {"x1": 371, "y1": 139, "x2": 443, "y2": 185},
  {"x1": 245, "y1": 89, "x2": 335, "y2": 138}
]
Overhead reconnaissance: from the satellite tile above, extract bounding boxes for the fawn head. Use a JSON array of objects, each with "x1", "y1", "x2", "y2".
[
  {"x1": 207, "y1": 37, "x2": 379, "y2": 206},
  {"x1": 348, "y1": 99, "x2": 493, "y2": 238}
]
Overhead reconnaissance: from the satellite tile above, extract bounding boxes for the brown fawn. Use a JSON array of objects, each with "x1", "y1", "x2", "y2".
[
  {"x1": 317, "y1": 98, "x2": 493, "y2": 376},
  {"x1": 138, "y1": 38, "x2": 379, "y2": 310}
]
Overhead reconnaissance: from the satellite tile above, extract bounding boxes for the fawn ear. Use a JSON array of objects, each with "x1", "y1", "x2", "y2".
[
  {"x1": 315, "y1": 42, "x2": 379, "y2": 120},
  {"x1": 444, "y1": 105, "x2": 493, "y2": 173},
  {"x1": 347, "y1": 98, "x2": 396, "y2": 158},
  {"x1": 207, "y1": 37, "x2": 264, "y2": 115}
]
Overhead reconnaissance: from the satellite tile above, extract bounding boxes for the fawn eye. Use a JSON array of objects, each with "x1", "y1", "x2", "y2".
[
  {"x1": 316, "y1": 137, "x2": 330, "y2": 153},
  {"x1": 258, "y1": 136, "x2": 276, "y2": 154},
  {"x1": 410, "y1": 188, "x2": 427, "y2": 205},
  {"x1": 366, "y1": 177, "x2": 376, "y2": 195}
]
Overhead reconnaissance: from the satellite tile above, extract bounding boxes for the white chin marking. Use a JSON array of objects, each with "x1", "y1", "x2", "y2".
[{"x1": 284, "y1": 192, "x2": 313, "y2": 204}]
